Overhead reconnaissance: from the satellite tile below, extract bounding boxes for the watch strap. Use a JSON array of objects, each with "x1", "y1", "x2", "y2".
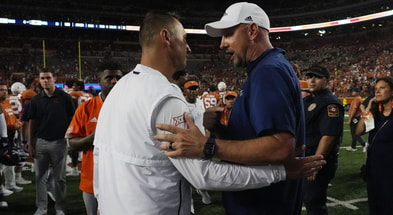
[{"x1": 203, "y1": 137, "x2": 216, "y2": 160}]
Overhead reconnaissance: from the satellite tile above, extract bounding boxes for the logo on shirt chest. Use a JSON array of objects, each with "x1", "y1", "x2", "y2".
[{"x1": 173, "y1": 115, "x2": 184, "y2": 126}]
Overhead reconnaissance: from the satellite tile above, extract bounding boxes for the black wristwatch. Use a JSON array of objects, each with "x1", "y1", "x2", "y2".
[{"x1": 203, "y1": 137, "x2": 216, "y2": 160}]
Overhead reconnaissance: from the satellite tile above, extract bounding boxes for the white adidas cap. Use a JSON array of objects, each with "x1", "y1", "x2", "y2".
[{"x1": 205, "y1": 2, "x2": 270, "y2": 37}]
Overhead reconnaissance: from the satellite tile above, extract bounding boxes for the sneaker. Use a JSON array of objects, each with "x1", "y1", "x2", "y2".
[
  {"x1": 0, "y1": 201, "x2": 8, "y2": 208},
  {"x1": 196, "y1": 189, "x2": 212, "y2": 204},
  {"x1": 22, "y1": 162, "x2": 34, "y2": 171},
  {"x1": 346, "y1": 147, "x2": 357, "y2": 152},
  {"x1": 5, "y1": 185, "x2": 23, "y2": 192},
  {"x1": 1, "y1": 187, "x2": 14, "y2": 197},
  {"x1": 56, "y1": 210, "x2": 65, "y2": 215},
  {"x1": 363, "y1": 142, "x2": 369, "y2": 153},
  {"x1": 16, "y1": 177, "x2": 32, "y2": 185},
  {"x1": 34, "y1": 208, "x2": 48, "y2": 215},
  {"x1": 66, "y1": 168, "x2": 79, "y2": 177}
]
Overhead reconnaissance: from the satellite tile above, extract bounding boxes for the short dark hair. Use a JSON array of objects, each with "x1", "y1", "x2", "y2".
[
  {"x1": 97, "y1": 60, "x2": 122, "y2": 73},
  {"x1": 39, "y1": 68, "x2": 55, "y2": 76},
  {"x1": 73, "y1": 80, "x2": 85, "y2": 90},
  {"x1": 139, "y1": 10, "x2": 180, "y2": 48}
]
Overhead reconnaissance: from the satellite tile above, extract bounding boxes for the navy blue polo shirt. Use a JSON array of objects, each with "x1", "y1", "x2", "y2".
[
  {"x1": 29, "y1": 88, "x2": 75, "y2": 140},
  {"x1": 223, "y1": 48, "x2": 305, "y2": 215}
]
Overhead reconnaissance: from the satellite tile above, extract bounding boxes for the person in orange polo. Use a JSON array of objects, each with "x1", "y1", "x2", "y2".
[
  {"x1": 346, "y1": 88, "x2": 366, "y2": 152},
  {"x1": 65, "y1": 61, "x2": 123, "y2": 215},
  {"x1": 220, "y1": 91, "x2": 238, "y2": 126}
]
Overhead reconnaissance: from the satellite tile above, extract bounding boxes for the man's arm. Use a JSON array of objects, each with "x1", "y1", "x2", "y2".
[
  {"x1": 156, "y1": 113, "x2": 295, "y2": 164},
  {"x1": 314, "y1": 136, "x2": 337, "y2": 158},
  {"x1": 65, "y1": 99, "x2": 95, "y2": 151},
  {"x1": 215, "y1": 132, "x2": 295, "y2": 164},
  {"x1": 170, "y1": 155, "x2": 324, "y2": 191},
  {"x1": 306, "y1": 135, "x2": 338, "y2": 181},
  {"x1": 28, "y1": 119, "x2": 36, "y2": 157},
  {"x1": 68, "y1": 131, "x2": 95, "y2": 151}
]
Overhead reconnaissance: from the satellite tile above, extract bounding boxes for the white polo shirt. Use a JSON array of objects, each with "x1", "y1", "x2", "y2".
[{"x1": 93, "y1": 64, "x2": 285, "y2": 215}]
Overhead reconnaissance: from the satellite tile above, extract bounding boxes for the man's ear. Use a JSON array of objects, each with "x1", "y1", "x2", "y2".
[
  {"x1": 161, "y1": 29, "x2": 171, "y2": 46},
  {"x1": 248, "y1": 23, "x2": 259, "y2": 39}
]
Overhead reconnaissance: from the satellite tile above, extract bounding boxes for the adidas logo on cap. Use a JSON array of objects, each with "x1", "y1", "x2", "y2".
[{"x1": 244, "y1": 16, "x2": 253, "y2": 21}]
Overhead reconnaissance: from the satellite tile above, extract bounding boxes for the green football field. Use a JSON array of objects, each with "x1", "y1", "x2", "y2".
[{"x1": 0, "y1": 118, "x2": 369, "y2": 215}]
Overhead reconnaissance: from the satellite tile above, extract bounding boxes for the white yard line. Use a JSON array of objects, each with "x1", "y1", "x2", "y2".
[
  {"x1": 302, "y1": 197, "x2": 368, "y2": 210},
  {"x1": 327, "y1": 196, "x2": 368, "y2": 210}
]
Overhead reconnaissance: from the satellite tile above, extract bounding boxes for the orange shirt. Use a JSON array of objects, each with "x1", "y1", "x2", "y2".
[
  {"x1": 220, "y1": 105, "x2": 231, "y2": 126},
  {"x1": 0, "y1": 99, "x2": 21, "y2": 133},
  {"x1": 202, "y1": 92, "x2": 220, "y2": 109},
  {"x1": 21, "y1": 89, "x2": 37, "y2": 100},
  {"x1": 65, "y1": 96, "x2": 103, "y2": 194},
  {"x1": 348, "y1": 95, "x2": 363, "y2": 118},
  {"x1": 299, "y1": 80, "x2": 308, "y2": 90}
]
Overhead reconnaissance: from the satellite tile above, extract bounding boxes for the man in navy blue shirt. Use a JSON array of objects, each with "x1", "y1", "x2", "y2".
[{"x1": 155, "y1": 2, "x2": 311, "y2": 215}]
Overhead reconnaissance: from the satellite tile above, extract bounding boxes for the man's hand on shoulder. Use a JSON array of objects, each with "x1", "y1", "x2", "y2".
[{"x1": 155, "y1": 113, "x2": 206, "y2": 158}]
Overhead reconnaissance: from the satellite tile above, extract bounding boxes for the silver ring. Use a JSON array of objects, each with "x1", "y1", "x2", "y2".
[{"x1": 169, "y1": 142, "x2": 174, "y2": 150}]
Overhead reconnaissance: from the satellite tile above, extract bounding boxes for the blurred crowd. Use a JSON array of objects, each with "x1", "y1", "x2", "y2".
[{"x1": 0, "y1": 24, "x2": 392, "y2": 99}]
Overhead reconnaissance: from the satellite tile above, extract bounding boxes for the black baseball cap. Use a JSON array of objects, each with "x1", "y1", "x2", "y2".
[{"x1": 305, "y1": 66, "x2": 330, "y2": 79}]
